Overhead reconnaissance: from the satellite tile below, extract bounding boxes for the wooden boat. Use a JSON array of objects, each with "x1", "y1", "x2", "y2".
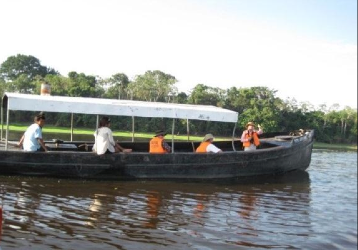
[{"x1": 0, "y1": 93, "x2": 314, "y2": 180}]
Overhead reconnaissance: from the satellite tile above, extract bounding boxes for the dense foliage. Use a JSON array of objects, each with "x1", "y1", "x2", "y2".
[{"x1": 1, "y1": 54, "x2": 357, "y2": 144}]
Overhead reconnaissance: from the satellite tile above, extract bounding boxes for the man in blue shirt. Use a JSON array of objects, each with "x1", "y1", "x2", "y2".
[{"x1": 18, "y1": 113, "x2": 48, "y2": 152}]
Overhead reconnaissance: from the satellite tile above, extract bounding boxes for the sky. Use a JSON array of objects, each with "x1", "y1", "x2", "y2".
[{"x1": 0, "y1": 0, "x2": 357, "y2": 109}]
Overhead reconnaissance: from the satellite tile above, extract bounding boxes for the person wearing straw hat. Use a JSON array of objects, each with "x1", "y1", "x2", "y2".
[
  {"x1": 149, "y1": 130, "x2": 171, "y2": 153},
  {"x1": 93, "y1": 117, "x2": 132, "y2": 155},
  {"x1": 196, "y1": 134, "x2": 222, "y2": 153},
  {"x1": 241, "y1": 122, "x2": 263, "y2": 151}
]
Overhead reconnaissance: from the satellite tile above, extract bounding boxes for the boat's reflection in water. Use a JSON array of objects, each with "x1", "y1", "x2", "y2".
[{"x1": 0, "y1": 170, "x2": 311, "y2": 249}]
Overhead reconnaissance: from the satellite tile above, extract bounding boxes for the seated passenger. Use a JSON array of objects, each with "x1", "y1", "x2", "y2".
[
  {"x1": 196, "y1": 134, "x2": 222, "y2": 153},
  {"x1": 18, "y1": 112, "x2": 48, "y2": 152},
  {"x1": 149, "y1": 130, "x2": 171, "y2": 153},
  {"x1": 93, "y1": 117, "x2": 132, "y2": 155},
  {"x1": 241, "y1": 122, "x2": 263, "y2": 151}
]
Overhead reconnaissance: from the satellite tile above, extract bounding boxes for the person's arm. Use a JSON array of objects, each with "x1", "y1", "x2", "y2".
[
  {"x1": 34, "y1": 126, "x2": 47, "y2": 152},
  {"x1": 207, "y1": 144, "x2": 222, "y2": 153},
  {"x1": 107, "y1": 129, "x2": 116, "y2": 147},
  {"x1": 162, "y1": 141, "x2": 172, "y2": 153},
  {"x1": 38, "y1": 138, "x2": 48, "y2": 152},
  {"x1": 241, "y1": 130, "x2": 249, "y2": 142},
  {"x1": 256, "y1": 125, "x2": 263, "y2": 135},
  {"x1": 17, "y1": 134, "x2": 25, "y2": 148},
  {"x1": 93, "y1": 130, "x2": 97, "y2": 152}
]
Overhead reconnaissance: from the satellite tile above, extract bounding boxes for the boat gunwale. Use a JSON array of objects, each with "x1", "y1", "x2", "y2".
[{"x1": 0, "y1": 131, "x2": 314, "y2": 156}]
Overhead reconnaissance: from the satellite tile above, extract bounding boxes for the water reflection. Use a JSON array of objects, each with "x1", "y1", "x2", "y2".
[
  {"x1": 193, "y1": 194, "x2": 207, "y2": 220},
  {"x1": 0, "y1": 171, "x2": 313, "y2": 249},
  {"x1": 86, "y1": 194, "x2": 106, "y2": 228},
  {"x1": 144, "y1": 191, "x2": 160, "y2": 229},
  {"x1": 238, "y1": 191, "x2": 258, "y2": 220}
]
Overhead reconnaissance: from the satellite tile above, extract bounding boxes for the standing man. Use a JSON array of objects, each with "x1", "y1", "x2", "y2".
[
  {"x1": 18, "y1": 112, "x2": 48, "y2": 152},
  {"x1": 149, "y1": 130, "x2": 171, "y2": 153},
  {"x1": 241, "y1": 122, "x2": 263, "y2": 151}
]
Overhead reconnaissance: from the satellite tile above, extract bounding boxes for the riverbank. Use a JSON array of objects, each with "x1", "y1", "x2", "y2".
[{"x1": 313, "y1": 142, "x2": 357, "y2": 151}]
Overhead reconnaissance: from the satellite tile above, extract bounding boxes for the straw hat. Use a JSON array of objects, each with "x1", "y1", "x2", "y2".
[
  {"x1": 155, "y1": 130, "x2": 167, "y2": 137},
  {"x1": 202, "y1": 134, "x2": 214, "y2": 142},
  {"x1": 246, "y1": 122, "x2": 256, "y2": 128}
]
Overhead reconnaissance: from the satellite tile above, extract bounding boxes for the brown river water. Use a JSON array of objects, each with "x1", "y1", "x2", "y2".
[{"x1": 0, "y1": 149, "x2": 357, "y2": 250}]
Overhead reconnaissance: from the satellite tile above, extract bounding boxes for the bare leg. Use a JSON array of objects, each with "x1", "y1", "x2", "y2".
[{"x1": 115, "y1": 143, "x2": 132, "y2": 153}]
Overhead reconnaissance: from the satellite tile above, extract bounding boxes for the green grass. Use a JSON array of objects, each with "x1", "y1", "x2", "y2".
[
  {"x1": 5, "y1": 124, "x2": 229, "y2": 141},
  {"x1": 313, "y1": 142, "x2": 357, "y2": 151}
]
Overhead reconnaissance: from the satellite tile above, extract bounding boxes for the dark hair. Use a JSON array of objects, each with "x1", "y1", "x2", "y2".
[
  {"x1": 34, "y1": 112, "x2": 45, "y2": 122},
  {"x1": 99, "y1": 117, "x2": 111, "y2": 128}
]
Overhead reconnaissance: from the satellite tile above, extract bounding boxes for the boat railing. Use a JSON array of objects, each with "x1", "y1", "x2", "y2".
[{"x1": 292, "y1": 130, "x2": 314, "y2": 144}]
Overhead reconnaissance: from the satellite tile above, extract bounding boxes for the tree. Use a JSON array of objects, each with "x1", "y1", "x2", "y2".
[
  {"x1": 339, "y1": 107, "x2": 357, "y2": 141},
  {"x1": 127, "y1": 70, "x2": 177, "y2": 102},
  {"x1": 0, "y1": 54, "x2": 57, "y2": 81},
  {"x1": 0, "y1": 77, "x2": 6, "y2": 97},
  {"x1": 225, "y1": 86, "x2": 282, "y2": 132},
  {"x1": 11, "y1": 74, "x2": 36, "y2": 94},
  {"x1": 67, "y1": 71, "x2": 100, "y2": 97},
  {"x1": 188, "y1": 84, "x2": 225, "y2": 106},
  {"x1": 103, "y1": 73, "x2": 130, "y2": 99},
  {"x1": 175, "y1": 92, "x2": 188, "y2": 104}
]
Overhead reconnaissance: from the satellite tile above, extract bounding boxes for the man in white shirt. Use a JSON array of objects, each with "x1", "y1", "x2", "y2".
[
  {"x1": 18, "y1": 113, "x2": 48, "y2": 152},
  {"x1": 93, "y1": 117, "x2": 132, "y2": 155},
  {"x1": 93, "y1": 125, "x2": 116, "y2": 155},
  {"x1": 196, "y1": 134, "x2": 222, "y2": 153}
]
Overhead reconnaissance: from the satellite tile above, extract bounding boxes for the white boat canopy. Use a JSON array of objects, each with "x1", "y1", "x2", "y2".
[{"x1": 2, "y1": 92, "x2": 238, "y2": 123}]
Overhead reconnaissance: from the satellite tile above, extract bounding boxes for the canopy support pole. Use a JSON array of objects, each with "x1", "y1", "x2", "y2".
[
  {"x1": 132, "y1": 116, "x2": 135, "y2": 142},
  {"x1": 186, "y1": 119, "x2": 190, "y2": 141},
  {"x1": 1, "y1": 100, "x2": 3, "y2": 141},
  {"x1": 5, "y1": 105, "x2": 9, "y2": 150},
  {"x1": 70, "y1": 113, "x2": 74, "y2": 142},
  {"x1": 95, "y1": 115, "x2": 99, "y2": 153},
  {"x1": 232, "y1": 122, "x2": 237, "y2": 152},
  {"x1": 172, "y1": 119, "x2": 175, "y2": 153}
]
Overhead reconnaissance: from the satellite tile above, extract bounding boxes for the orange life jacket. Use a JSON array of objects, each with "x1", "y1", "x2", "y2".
[
  {"x1": 149, "y1": 137, "x2": 167, "y2": 153},
  {"x1": 196, "y1": 141, "x2": 211, "y2": 153},
  {"x1": 243, "y1": 131, "x2": 260, "y2": 147}
]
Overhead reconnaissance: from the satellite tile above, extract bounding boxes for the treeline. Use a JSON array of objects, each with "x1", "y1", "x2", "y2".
[{"x1": 1, "y1": 54, "x2": 357, "y2": 144}]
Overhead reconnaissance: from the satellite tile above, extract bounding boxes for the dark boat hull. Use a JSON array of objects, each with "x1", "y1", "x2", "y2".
[{"x1": 0, "y1": 131, "x2": 314, "y2": 180}]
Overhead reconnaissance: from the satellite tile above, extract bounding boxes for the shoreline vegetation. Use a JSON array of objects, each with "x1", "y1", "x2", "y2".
[
  {"x1": 4, "y1": 124, "x2": 357, "y2": 151},
  {"x1": 1, "y1": 54, "x2": 356, "y2": 146}
]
